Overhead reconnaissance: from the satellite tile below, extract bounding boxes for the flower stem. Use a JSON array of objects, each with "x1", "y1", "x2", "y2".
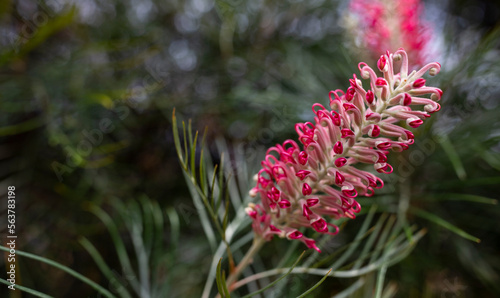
[{"x1": 225, "y1": 236, "x2": 266, "y2": 292}]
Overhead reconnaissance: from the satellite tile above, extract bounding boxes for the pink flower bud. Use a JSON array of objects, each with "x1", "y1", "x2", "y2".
[
  {"x1": 370, "y1": 125, "x2": 380, "y2": 137},
  {"x1": 335, "y1": 157, "x2": 347, "y2": 167},
  {"x1": 311, "y1": 218, "x2": 328, "y2": 233},
  {"x1": 366, "y1": 90, "x2": 374, "y2": 104},
  {"x1": 335, "y1": 172, "x2": 345, "y2": 185},
  {"x1": 298, "y1": 151, "x2": 308, "y2": 165},
  {"x1": 296, "y1": 170, "x2": 311, "y2": 180},
  {"x1": 287, "y1": 230, "x2": 303, "y2": 240},
  {"x1": 341, "y1": 129, "x2": 355, "y2": 138},
  {"x1": 278, "y1": 199, "x2": 291, "y2": 208},
  {"x1": 306, "y1": 197, "x2": 319, "y2": 207},
  {"x1": 376, "y1": 77, "x2": 387, "y2": 86},
  {"x1": 302, "y1": 183, "x2": 312, "y2": 196},
  {"x1": 413, "y1": 78, "x2": 426, "y2": 88},
  {"x1": 345, "y1": 87, "x2": 355, "y2": 101},
  {"x1": 403, "y1": 93, "x2": 412, "y2": 106},
  {"x1": 333, "y1": 141, "x2": 343, "y2": 154},
  {"x1": 377, "y1": 55, "x2": 387, "y2": 71}
]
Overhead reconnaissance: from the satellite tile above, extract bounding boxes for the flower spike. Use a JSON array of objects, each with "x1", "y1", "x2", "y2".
[{"x1": 247, "y1": 49, "x2": 442, "y2": 252}]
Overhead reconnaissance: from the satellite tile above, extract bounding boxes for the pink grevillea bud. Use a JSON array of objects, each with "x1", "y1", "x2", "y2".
[
  {"x1": 345, "y1": 87, "x2": 356, "y2": 101},
  {"x1": 335, "y1": 157, "x2": 347, "y2": 167},
  {"x1": 302, "y1": 183, "x2": 312, "y2": 196},
  {"x1": 247, "y1": 49, "x2": 442, "y2": 252},
  {"x1": 333, "y1": 141, "x2": 343, "y2": 154},
  {"x1": 413, "y1": 78, "x2": 426, "y2": 88},
  {"x1": 349, "y1": 0, "x2": 433, "y2": 67},
  {"x1": 298, "y1": 151, "x2": 308, "y2": 165},
  {"x1": 375, "y1": 77, "x2": 387, "y2": 86},
  {"x1": 377, "y1": 55, "x2": 387, "y2": 72},
  {"x1": 366, "y1": 90, "x2": 375, "y2": 104},
  {"x1": 296, "y1": 170, "x2": 311, "y2": 180}
]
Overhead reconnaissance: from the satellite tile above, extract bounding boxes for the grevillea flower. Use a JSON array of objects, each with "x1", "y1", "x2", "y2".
[
  {"x1": 246, "y1": 48, "x2": 442, "y2": 252},
  {"x1": 348, "y1": 0, "x2": 433, "y2": 66}
]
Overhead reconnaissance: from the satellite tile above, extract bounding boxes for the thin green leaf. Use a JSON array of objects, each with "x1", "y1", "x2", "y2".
[
  {"x1": 296, "y1": 268, "x2": 332, "y2": 298},
  {"x1": 216, "y1": 153, "x2": 225, "y2": 213},
  {"x1": 439, "y1": 134, "x2": 467, "y2": 180},
  {"x1": 223, "y1": 195, "x2": 230, "y2": 232},
  {"x1": 221, "y1": 270, "x2": 231, "y2": 298},
  {"x1": 0, "y1": 278, "x2": 53, "y2": 298},
  {"x1": 182, "y1": 121, "x2": 188, "y2": 167},
  {"x1": 353, "y1": 213, "x2": 388, "y2": 270},
  {"x1": 0, "y1": 117, "x2": 43, "y2": 136},
  {"x1": 166, "y1": 207, "x2": 180, "y2": 253},
  {"x1": 374, "y1": 265, "x2": 388, "y2": 298},
  {"x1": 242, "y1": 251, "x2": 306, "y2": 298},
  {"x1": 0, "y1": 246, "x2": 115, "y2": 298},
  {"x1": 329, "y1": 204, "x2": 378, "y2": 270},
  {"x1": 332, "y1": 278, "x2": 365, "y2": 298},
  {"x1": 421, "y1": 193, "x2": 498, "y2": 205},
  {"x1": 369, "y1": 216, "x2": 396, "y2": 264},
  {"x1": 191, "y1": 130, "x2": 199, "y2": 179},
  {"x1": 210, "y1": 164, "x2": 219, "y2": 208},
  {"x1": 216, "y1": 258, "x2": 230, "y2": 297},
  {"x1": 172, "y1": 109, "x2": 186, "y2": 169},
  {"x1": 411, "y1": 207, "x2": 480, "y2": 243},
  {"x1": 200, "y1": 147, "x2": 206, "y2": 194},
  {"x1": 87, "y1": 203, "x2": 140, "y2": 292},
  {"x1": 79, "y1": 237, "x2": 133, "y2": 298}
]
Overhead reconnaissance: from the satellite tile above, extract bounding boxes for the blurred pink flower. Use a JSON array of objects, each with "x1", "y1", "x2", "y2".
[
  {"x1": 247, "y1": 49, "x2": 442, "y2": 252},
  {"x1": 349, "y1": 0, "x2": 433, "y2": 66}
]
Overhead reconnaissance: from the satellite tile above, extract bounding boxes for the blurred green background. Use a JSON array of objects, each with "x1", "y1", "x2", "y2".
[{"x1": 1, "y1": 0, "x2": 500, "y2": 297}]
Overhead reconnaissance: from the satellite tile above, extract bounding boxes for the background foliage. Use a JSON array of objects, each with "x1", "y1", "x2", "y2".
[{"x1": 1, "y1": 0, "x2": 499, "y2": 297}]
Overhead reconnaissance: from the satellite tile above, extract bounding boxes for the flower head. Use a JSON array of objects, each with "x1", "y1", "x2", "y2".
[
  {"x1": 247, "y1": 49, "x2": 442, "y2": 252},
  {"x1": 348, "y1": 0, "x2": 433, "y2": 67}
]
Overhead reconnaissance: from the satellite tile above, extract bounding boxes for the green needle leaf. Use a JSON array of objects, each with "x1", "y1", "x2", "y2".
[
  {"x1": 411, "y1": 207, "x2": 480, "y2": 243},
  {"x1": 296, "y1": 268, "x2": 332, "y2": 298},
  {"x1": 242, "y1": 251, "x2": 306, "y2": 298}
]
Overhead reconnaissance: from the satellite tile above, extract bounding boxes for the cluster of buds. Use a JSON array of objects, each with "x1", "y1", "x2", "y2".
[
  {"x1": 246, "y1": 49, "x2": 442, "y2": 252},
  {"x1": 348, "y1": 0, "x2": 433, "y2": 66}
]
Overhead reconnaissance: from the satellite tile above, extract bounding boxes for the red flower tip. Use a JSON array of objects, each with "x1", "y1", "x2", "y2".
[
  {"x1": 342, "y1": 188, "x2": 358, "y2": 198},
  {"x1": 333, "y1": 141, "x2": 343, "y2": 154},
  {"x1": 298, "y1": 151, "x2": 308, "y2": 165},
  {"x1": 413, "y1": 78, "x2": 426, "y2": 88},
  {"x1": 371, "y1": 125, "x2": 380, "y2": 137},
  {"x1": 302, "y1": 183, "x2": 312, "y2": 196},
  {"x1": 246, "y1": 209, "x2": 257, "y2": 219},
  {"x1": 331, "y1": 111, "x2": 341, "y2": 126},
  {"x1": 269, "y1": 225, "x2": 281, "y2": 232},
  {"x1": 403, "y1": 93, "x2": 412, "y2": 106},
  {"x1": 306, "y1": 197, "x2": 319, "y2": 207},
  {"x1": 278, "y1": 199, "x2": 291, "y2": 208},
  {"x1": 302, "y1": 204, "x2": 312, "y2": 219},
  {"x1": 409, "y1": 119, "x2": 423, "y2": 128},
  {"x1": 343, "y1": 103, "x2": 356, "y2": 111},
  {"x1": 341, "y1": 129, "x2": 355, "y2": 138},
  {"x1": 296, "y1": 170, "x2": 311, "y2": 180},
  {"x1": 304, "y1": 238, "x2": 321, "y2": 253},
  {"x1": 335, "y1": 171, "x2": 345, "y2": 185},
  {"x1": 335, "y1": 157, "x2": 347, "y2": 167},
  {"x1": 280, "y1": 152, "x2": 297, "y2": 164},
  {"x1": 376, "y1": 142, "x2": 391, "y2": 150},
  {"x1": 377, "y1": 55, "x2": 387, "y2": 71},
  {"x1": 405, "y1": 130, "x2": 414, "y2": 139},
  {"x1": 376, "y1": 77, "x2": 387, "y2": 86},
  {"x1": 377, "y1": 152, "x2": 387, "y2": 163},
  {"x1": 287, "y1": 230, "x2": 303, "y2": 240},
  {"x1": 366, "y1": 90, "x2": 374, "y2": 104},
  {"x1": 311, "y1": 218, "x2": 328, "y2": 233},
  {"x1": 345, "y1": 87, "x2": 355, "y2": 101}
]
